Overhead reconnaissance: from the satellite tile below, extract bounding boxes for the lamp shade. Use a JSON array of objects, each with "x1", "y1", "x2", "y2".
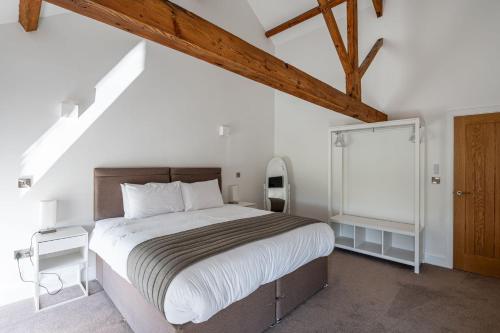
[
  {"x1": 39, "y1": 200, "x2": 57, "y2": 230},
  {"x1": 228, "y1": 185, "x2": 240, "y2": 203}
]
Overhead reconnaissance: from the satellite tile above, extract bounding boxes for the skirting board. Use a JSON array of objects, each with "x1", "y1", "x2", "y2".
[{"x1": 424, "y1": 252, "x2": 451, "y2": 269}]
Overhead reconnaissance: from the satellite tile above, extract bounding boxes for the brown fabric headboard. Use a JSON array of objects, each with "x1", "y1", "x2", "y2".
[
  {"x1": 94, "y1": 167, "x2": 222, "y2": 221},
  {"x1": 171, "y1": 168, "x2": 221, "y2": 188}
]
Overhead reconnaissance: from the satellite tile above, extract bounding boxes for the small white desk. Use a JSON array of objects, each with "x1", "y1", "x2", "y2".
[{"x1": 33, "y1": 226, "x2": 88, "y2": 311}]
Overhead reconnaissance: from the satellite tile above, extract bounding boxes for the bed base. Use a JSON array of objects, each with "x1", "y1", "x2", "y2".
[{"x1": 96, "y1": 256, "x2": 328, "y2": 333}]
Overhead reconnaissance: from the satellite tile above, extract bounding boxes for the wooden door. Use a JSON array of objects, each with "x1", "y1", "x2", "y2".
[{"x1": 454, "y1": 112, "x2": 500, "y2": 278}]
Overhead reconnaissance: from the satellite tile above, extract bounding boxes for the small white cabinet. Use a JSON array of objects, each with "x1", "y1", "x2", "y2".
[
  {"x1": 328, "y1": 118, "x2": 423, "y2": 273},
  {"x1": 33, "y1": 226, "x2": 89, "y2": 311}
]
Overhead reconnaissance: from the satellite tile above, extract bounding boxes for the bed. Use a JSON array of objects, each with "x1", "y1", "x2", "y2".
[{"x1": 91, "y1": 167, "x2": 334, "y2": 333}]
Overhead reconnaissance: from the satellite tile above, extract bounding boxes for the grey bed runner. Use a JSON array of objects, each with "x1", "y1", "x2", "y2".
[{"x1": 127, "y1": 212, "x2": 320, "y2": 314}]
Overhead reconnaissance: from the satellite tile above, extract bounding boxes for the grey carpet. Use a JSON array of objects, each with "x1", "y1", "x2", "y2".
[
  {"x1": 0, "y1": 281, "x2": 131, "y2": 333},
  {"x1": 269, "y1": 250, "x2": 500, "y2": 333},
  {"x1": 2, "y1": 250, "x2": 500, "y2": 333}
]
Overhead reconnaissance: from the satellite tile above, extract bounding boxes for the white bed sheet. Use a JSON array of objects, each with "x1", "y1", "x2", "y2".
[{"x1": 89, "y1": 205, "x2": 335, "y2": 324}]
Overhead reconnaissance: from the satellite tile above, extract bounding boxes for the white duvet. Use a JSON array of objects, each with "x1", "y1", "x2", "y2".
[{"x1": 89, "y1": 205, "x2": 335, "y2": 324}]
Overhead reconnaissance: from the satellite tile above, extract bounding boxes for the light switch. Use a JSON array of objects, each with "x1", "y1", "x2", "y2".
[{"x1": 219, "y1": 125, "x2": 230, "y2": 136}]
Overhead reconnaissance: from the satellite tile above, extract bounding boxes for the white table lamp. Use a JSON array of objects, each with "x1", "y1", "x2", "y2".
[{"x1": 39, "y1": 200, "x2": 57, "y2": 234}]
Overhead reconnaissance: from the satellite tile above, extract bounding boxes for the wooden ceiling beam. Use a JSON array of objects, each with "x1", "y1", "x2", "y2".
[
  {"x1": 359, "y1": 38, "x2": 384, "y2": 77},
  {"x1": 265, "y1": 0, "x2": 346, "y2": 38},
  {"x1": 318, "y1": 0, "x2": 352, "y2": 75},
  {"x1": 372, "y1": 0, "x2": 383, "y2": 18},
  {"x1": 265, "y1": 7, "x2": 320, "y2": 38},
  {"x1": 19, "y1": 0, "x2": 42, "y2": 32},
  {"x1": 346, "y1": 0, "x2": 361, "y2": 100},
  {"x1": 27, "y1": 0, "x2": 387, "y2": 122}
]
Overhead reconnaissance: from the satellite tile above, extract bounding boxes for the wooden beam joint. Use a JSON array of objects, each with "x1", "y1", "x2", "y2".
[
  {"x1": 319, "y1": 0, "x2": 383, "y2": 102},
  {"x1": 346, "y1": 0, "x2": 360, "y2": 100},
  {"x1": 359, "y1": 38, "x2": 384, "y2": 77},
  {"x1": 319, "y1": 0, "x2": 347, "y2": 12},
  {"x1": 372, "y1": 0, "x2": 383, "y2": 18},
  {"x1": 265, "y1": 0, "x2": 346, "y2": 38},
  {"x1": 266, "y1": 0, "x2": 384, "y2": 107},
  {"x1": 318, "y1": 0, "x2": 352, "y2": 75}
]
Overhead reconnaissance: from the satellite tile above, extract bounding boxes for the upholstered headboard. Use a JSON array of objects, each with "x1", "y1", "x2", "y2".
[{"x1": 94, "y1": 167, "x2": 222, "y2": 221}]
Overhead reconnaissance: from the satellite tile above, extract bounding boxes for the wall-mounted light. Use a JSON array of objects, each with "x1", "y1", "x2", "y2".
[
  {"x1": 60, "y1": 101, "x2": 80, "y2": 119},
  {"x1": 18, "y1": 178, "x2": 32, "y2": 189},
  {"x1": 219, "y1": 125, "x2": 230, "y2": 137}
]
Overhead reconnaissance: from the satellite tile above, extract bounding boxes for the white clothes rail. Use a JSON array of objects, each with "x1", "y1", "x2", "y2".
[{"x1": 328, "y1": 118, "x2": 423, "y2": 273}]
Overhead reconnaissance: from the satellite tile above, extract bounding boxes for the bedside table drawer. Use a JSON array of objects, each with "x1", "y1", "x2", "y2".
[{"x1": 38, "y1": 235, "x2": 87, "y2": 255}]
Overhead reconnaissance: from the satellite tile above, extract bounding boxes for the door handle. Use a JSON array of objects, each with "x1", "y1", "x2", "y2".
[{"x1": 455, "y1": 191, "x2": 472, "y2": 197}]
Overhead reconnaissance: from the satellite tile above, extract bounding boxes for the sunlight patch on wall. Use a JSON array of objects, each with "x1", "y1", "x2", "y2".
[{"x1": 20, "y1": 41, "x2": 147, "y2": 188}]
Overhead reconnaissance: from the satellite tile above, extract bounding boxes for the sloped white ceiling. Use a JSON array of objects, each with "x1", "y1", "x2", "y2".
[
  {"x1": 2, "y1": 0, "x2": 371, "y2": 46},
  {"x1": 0, "y1": 0, "x2": 67, "y2": 25}
]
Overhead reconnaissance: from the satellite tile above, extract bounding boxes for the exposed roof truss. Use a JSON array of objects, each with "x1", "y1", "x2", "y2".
[
  {"x1": 19, "y1": 0, "x2": 387, "y2": 123},
  {"x1": 267, "y1": 0, "x2": 384, "y2": 102}
]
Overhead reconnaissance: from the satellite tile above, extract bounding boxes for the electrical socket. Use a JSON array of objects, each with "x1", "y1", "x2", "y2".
[{"x1": 14, "y1": 248, "x2": 32, "y2": 260}]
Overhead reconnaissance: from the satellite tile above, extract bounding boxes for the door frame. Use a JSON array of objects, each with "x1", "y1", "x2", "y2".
[{"x1": 445, "y1": 105, "x2": 500, "y2": 269}]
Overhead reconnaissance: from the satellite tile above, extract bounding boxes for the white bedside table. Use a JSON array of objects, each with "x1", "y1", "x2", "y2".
[{"x1": 33, "y1": 226, "x2": 88, "y2": 311}]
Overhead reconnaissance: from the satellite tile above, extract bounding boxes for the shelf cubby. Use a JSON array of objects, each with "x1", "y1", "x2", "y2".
[
  {"x1": 331, "y1": 222, "x2": 354, "y2": 248},
  {"x1": 355, "y1": 226, "x2": 382, "y2": 255},
  {"x1": 383, "y1": 232, "x2": 415, "y2": 265}
]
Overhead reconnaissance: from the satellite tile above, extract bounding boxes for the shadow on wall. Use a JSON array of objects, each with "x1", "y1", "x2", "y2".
[
  {"x1": 20, "y1": 41, "x2": 147, "y2": 190},
  {"x1": 278, "y1": 155, "x2": 332, "y2": 221},
  {"x1": 294, "y1": 201, "x2": 329, "y2": 221}
]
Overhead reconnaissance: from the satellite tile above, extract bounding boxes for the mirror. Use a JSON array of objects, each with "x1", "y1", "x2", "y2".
[{"x1": 264, "y1": 157, "x2": 290, "y2": 213}]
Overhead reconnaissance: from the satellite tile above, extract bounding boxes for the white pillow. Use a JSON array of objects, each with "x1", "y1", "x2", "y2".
[
  {"x1": 181, "y1": 179, "x2": 224, "y2": 212},
  {"x1": 122, "y1": 182, "x2": 184, "y2": 219}
]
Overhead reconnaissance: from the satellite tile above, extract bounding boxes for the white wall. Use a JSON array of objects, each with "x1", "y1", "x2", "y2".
[
  {"x1": 274, "y1": 0, "x2": 500, "y2": 268},
  {"x1": 3, "y1": 0, "x2": 499, "y2": 307},
  {"x1": 0, "y1": 0, "x2": 274, "y2": 306}
]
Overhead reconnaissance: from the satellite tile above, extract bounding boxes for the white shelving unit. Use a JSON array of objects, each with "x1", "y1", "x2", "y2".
[
  {"x1": 328, "y1": 118, "x2": 423, "y2": 273},
  {"x1": 330, "y1": 214, "x2": 417, "y2": 266}
]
